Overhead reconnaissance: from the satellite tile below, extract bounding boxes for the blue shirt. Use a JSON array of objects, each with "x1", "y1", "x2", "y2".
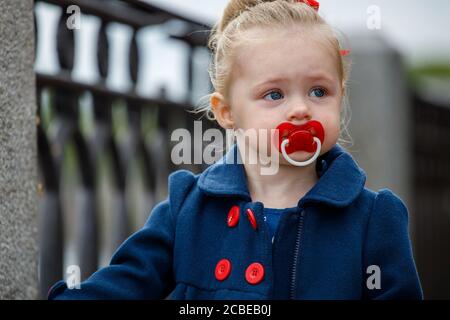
[
  {"x1": 263, "y1": 157, "x2": 329, "y2": 244},
  {"x1": 48, "y1": 143, "x2": 423, "y2": 300},
  {"x1": 264, "y1": 207, "x2": 297, "y2": 242}
]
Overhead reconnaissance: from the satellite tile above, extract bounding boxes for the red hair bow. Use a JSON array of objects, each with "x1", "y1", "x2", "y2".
[
  {"x1": 296, "y1": 1, "x2": 350, "y2": 57},
  {"x1": 297, "y1": 0, "x2": 320, "y2": 12}
]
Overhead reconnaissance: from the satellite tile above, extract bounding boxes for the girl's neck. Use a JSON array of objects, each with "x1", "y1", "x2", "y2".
[{"x1": 242, "y1": 158, "x2": 319, "y2": 209}]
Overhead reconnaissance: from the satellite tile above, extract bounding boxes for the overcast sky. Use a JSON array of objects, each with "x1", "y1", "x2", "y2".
[
  {"x1": 34, "y1": 0, "x2": 449, "y2": 105},
  {"x1": 144, "y1": 0, "x2": 450, "y2": 64}
]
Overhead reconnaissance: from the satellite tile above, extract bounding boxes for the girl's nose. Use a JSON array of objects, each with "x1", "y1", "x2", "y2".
[{"x1": 286, "y1": 101, "x2": 312, "y2": 123}]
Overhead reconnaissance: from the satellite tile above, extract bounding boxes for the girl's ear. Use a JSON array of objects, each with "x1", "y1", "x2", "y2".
[{"x1": 210, "y1": 92, "x2": 235, "y2": 129}]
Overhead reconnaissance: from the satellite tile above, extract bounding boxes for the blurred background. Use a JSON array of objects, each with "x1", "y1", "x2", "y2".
[{"x1": 3, "y1": 0, "x2": 449, "y2": 298}]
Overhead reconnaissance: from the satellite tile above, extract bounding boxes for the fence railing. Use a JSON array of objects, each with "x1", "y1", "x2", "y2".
[
  {"x1": 411, "y1": 94, "x2": 450, "y2": 299},
  {"x1": 35, "y1": 0, "x2": 214, "y2": 298}
]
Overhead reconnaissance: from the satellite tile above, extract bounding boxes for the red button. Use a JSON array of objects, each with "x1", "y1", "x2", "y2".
[
  {"x1": 227, "y1": 206, "x2": 240, "y2": 227},
  {"x1": 245, "y1": 262, "x2": 265, "y2": 285},
  {"x1": 246, "y1": 208, "x2": 258, "y2": 230},
  {"x1": 215, "y1": 259, "x2": 231, "y2": 281}
]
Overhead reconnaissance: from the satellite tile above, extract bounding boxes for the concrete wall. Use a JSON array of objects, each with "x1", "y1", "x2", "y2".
[
  {"x1": 346, "y1": 32, "x2": 412, "y2": 209},
  {"x1": 0, "y1": 0, "x2": 38, "y2": 299}
]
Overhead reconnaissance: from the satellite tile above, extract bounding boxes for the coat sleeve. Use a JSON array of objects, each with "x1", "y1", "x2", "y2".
[
  {"x1": 48, "y1": 170, "x2": 196, "y2": 300},
  {"x1": 362, "y1": 189, "x2": 423, "y2": 300}
]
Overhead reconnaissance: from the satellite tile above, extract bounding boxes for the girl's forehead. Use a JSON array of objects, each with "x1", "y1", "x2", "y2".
[
  {"x1": 237, "y1": 24, "x2": 325, "y2": 47},
  {"x1": 233, "y1": 28, "x2": 340, "y2": 83}
]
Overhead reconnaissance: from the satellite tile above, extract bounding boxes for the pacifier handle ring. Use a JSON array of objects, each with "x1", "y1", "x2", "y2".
[{"x1": 280, "y1": 137, "x2": 322, "y2": 167}]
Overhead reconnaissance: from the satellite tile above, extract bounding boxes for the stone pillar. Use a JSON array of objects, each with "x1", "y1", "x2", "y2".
[
  {"x1": 346, "y1": 32, "x2": 412, "y2": 210},
  {"x1": 0, "y1": 0, "x2": 38, "y2": 299}
]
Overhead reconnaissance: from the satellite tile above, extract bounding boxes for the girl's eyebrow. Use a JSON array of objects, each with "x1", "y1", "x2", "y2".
[
  {"x1": 252, "y1": 73, "x2": 336, "y2": 91},
  {"x1": 305, "y1": 73, "x2": 336, "y2": 84},
  {"x1": 252, "y1": 77, "x2": 289, "y2": 91}
]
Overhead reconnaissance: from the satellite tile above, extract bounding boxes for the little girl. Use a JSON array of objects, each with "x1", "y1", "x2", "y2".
[{"x1": 49, "y1": 0, "x2": 423, "y2": 300}]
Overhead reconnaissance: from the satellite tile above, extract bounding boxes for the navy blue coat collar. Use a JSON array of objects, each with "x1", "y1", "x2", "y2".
[{"x1": 198, "y1": 143, "x2": 366, "y2": 208}]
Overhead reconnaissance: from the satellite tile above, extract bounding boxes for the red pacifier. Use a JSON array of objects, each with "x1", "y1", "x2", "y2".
[{"x1": 274, "y1": 120, "x2": 325, "y2": 167}]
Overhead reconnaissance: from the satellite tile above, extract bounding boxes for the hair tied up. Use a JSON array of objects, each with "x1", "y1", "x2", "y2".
[{"x1": 296, "y1": 0, "x2": 320, "y2": 12}]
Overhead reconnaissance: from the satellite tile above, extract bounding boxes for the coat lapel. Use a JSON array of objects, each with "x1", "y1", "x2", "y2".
[{"x1": 198, "y1": 143, "x2": 366, "y2": 208}]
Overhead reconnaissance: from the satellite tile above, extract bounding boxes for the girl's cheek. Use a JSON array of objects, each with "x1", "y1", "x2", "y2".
[{"x1": 325, "y1": 122, "x2": 341, "y2": 146}]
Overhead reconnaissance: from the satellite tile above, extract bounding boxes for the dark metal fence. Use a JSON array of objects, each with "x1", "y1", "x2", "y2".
[
  {"x1": 35, "y1": 0, "x2": 213, "y2": 298},
  {"x1": 412, "y1": 94, "x2": 450, "y2": 299}
]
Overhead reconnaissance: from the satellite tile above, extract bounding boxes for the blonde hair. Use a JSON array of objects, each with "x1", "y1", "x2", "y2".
[{"x1": 194, "y1": 0, "x2": 353, "y2": 148}]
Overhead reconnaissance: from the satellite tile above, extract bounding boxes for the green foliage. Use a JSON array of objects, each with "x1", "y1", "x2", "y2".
[{"x1": 408, "y1": 62, "x2": 450, "y2": 88}]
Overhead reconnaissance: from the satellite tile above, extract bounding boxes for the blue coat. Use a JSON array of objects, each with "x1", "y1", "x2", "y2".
[{"x1": 48, "y1": 143, "x2": 423, "y2": 300}]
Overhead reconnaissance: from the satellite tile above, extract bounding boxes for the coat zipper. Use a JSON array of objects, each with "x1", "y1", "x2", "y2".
[{"x1": 289, "y1": 209, "x2": 305, "y2": 300}]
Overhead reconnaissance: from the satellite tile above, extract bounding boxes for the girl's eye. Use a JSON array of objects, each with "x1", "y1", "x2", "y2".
[
  {"x1": 263, "y1": 90, "x2": 284, "y2": 101},
  {"x1": 309, "y1": 87, "x2": 326, "y2": 98}
]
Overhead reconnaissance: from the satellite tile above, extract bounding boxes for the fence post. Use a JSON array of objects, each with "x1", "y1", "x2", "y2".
[
  {"x1": 347, "y1": 33, "x2": 412, "y2": 208},
  {"x1": 0, "y1": 0, "x2": 39, "y2": 299}
]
